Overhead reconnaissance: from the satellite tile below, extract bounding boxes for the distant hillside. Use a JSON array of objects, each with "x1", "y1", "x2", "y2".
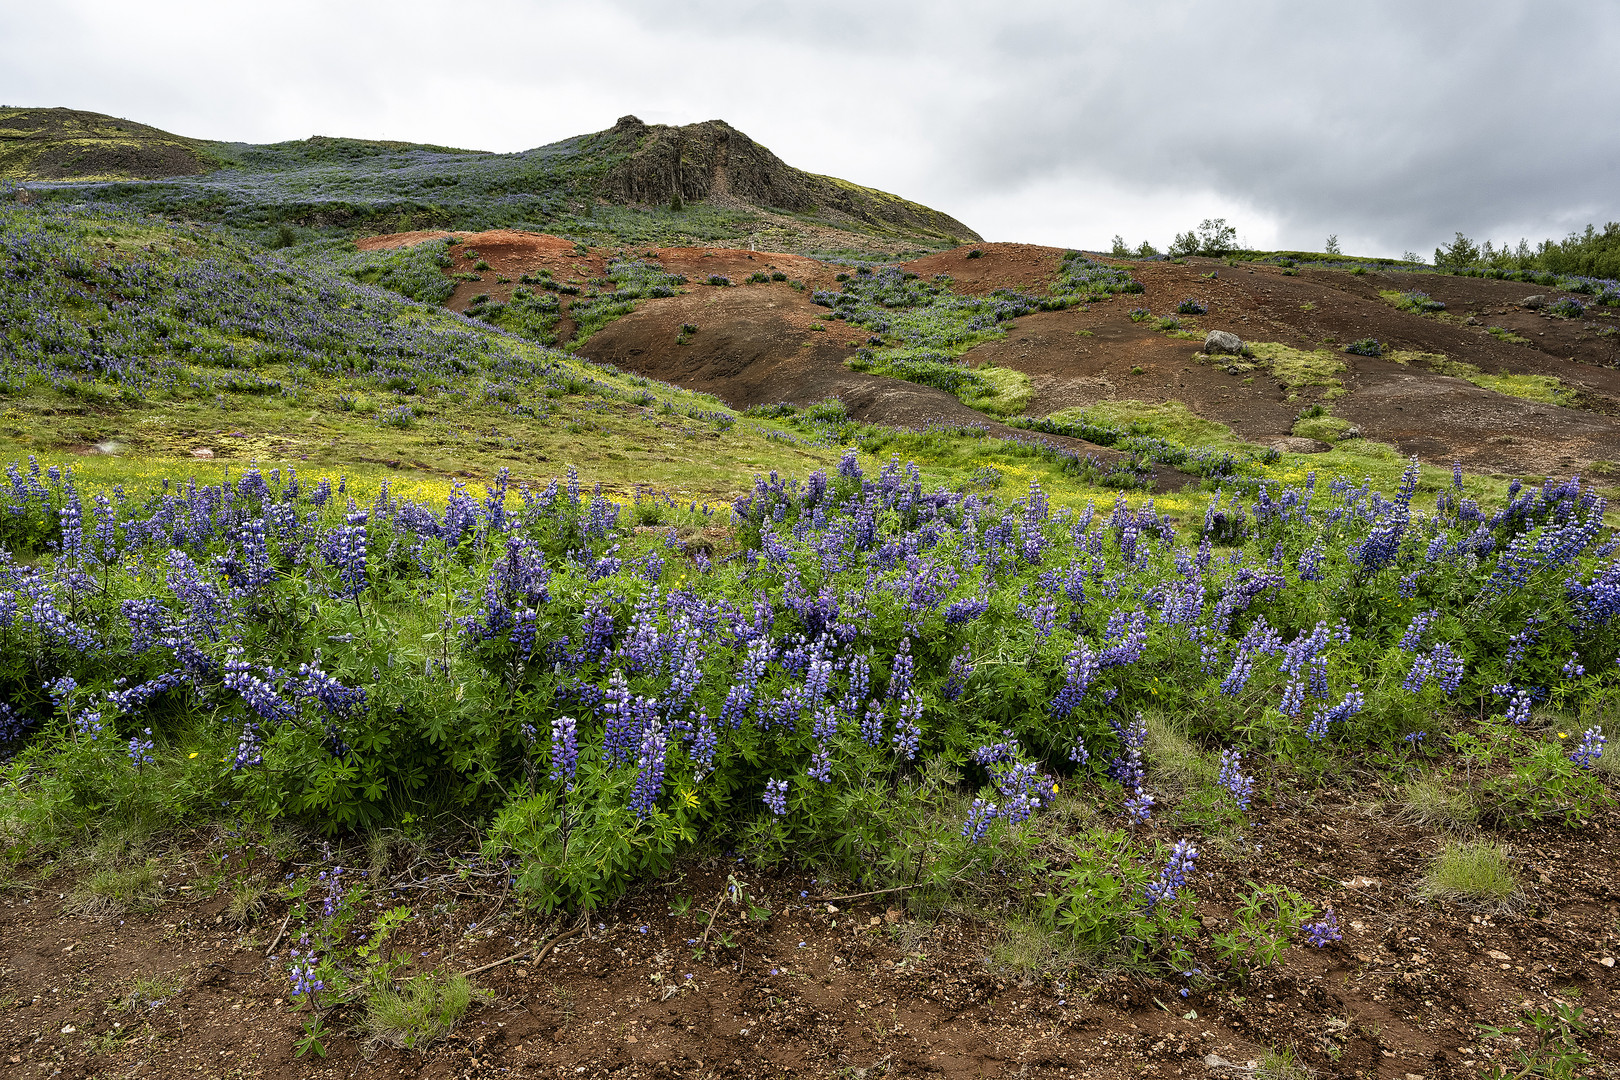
[
  {"x1": 0, "y1": 106, "x2": 217, "y2": 180},
  {"x1": 9, "y1": 109, "x2": 978, "y2": 253},
  {"x1": 585, "y1": 115, "x2": 978, "y2": 244}
]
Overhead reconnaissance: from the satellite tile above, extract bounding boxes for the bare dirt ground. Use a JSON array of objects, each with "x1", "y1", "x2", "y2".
[
  {"x1": 393, "y1": 231, "x2": 1620, "y2": 478},
  {"x1": 5, "y1": 783, "x2": 1616, "y2": 1079}
]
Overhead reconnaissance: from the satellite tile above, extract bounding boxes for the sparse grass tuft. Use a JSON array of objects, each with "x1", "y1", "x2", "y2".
[
  {"x1": 1395, "y1": 773, "x2": 1479, "y2": 829},
  {"x1": 1143, "y1": 713, "x2": 1214, "y2": 790},
  {"x1": 118, "y1": 972, "x2": 185, "y2": 1013},
  {"x1": 364, "y1": 973, "x2": 492, "y2": 1051},
  {"x1": 225, "y1": 879, "x2": 267, "y2": 926},
  {"x1": 1255, "y1": 1044, "x2": 1312, "y2": 1080},
  {"x1": 64, "y1": 860, "x2": 161, "y2": 917},
  {"x1": 1422, "y1": 839, "x2": 1517, "y2": 906}
]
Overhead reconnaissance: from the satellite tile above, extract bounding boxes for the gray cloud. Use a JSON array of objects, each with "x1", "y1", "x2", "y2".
[{"x1": 2, "y1": 0, "x2": 1617, "y2": 257}]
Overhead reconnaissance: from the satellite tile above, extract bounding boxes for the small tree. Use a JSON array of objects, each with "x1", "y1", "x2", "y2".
[
  {"x1": 1110, "y1": 235, "x2": 1131, "y2": 257},
  {"x1": 1324, "y1": 234, "x2": 1342, "y2": 256},
  {"x1": 1433, "y1": 231, "x2": 1479, "y2": 268},
  {"x1": 1168, "y1": 219, "x2": 1238, "y2": 258}
]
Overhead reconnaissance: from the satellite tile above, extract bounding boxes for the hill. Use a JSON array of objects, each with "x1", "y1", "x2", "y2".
[
  {"x1": 0, "y1": 106, "x2": 218, "y2": 180},
  {"x1": 8, "y1": 109, "x2": 978, "y2": 255}
]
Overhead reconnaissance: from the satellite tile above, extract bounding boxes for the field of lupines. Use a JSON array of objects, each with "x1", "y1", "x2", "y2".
[{"x1": 2, "y1": 444, "x2": 1615, "y2": 990}]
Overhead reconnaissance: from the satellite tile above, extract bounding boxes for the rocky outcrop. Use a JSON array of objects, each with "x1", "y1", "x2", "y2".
[{"x1": 589, "y1": 116, "x2": 980, "y2": 243}]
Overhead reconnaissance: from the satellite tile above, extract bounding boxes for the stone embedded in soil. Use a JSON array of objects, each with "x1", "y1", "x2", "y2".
[
  {"x1": 1271, "y1": 436, "x2": 1331, "y2": 453},
  {"x1": 1204, "y1": 329, "x2": 1246, "y2": 355}
]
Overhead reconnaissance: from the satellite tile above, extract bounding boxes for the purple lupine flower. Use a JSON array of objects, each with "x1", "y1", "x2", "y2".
[
  {"x1": 549, "y1": 715, "x2": 579, "y2": 787},
  {"x1": 1570, "y1": 726, "x2": 1606, "y2": 769},
  {"x1": 942, "y1": 645, "x2": 973, "y2": 701},
  {"x1": 127, "y1": 728, "x2": 155, "y2": 769},
  {"x1": 1124, "y1": 788, "x2": 1154, "y2": 825},
  {"x1": 1049, "y1": 641, "x2": 1099, "y2": 717},
  {"x1": 962, "y1": 798, "x2": 998, "y2": 843},
  {"x1": 289, "y1": 943, "x2": 324, "y2": 1001},
  {"x1": 1398, "y1": 609, "x2": 1438, "y2": 651},
  {"x1": 1562, "y1": 652, "x2": 1585, "y2": 678},
  {"x1": 1217, "y1": 748, "x2": 1253, "y2": 810},
  {"x1": 233, "y1": 722, "x2": 263, "y2": 769},
  {"x1": 892, "y1": 690, "x2": 922, "y2": 760},
  {"x1": 972, "y1": 731, "x2": 1018, "y2": 766},
  {"x1": 1301, "y1": 907, "x2": 1342, "y2": 947},
  {"x1": 887, "y1": 638, "x2": 914, "y2": 700},
  {"x1": 318, "y1": 866, "x2": 344, "y2": 919},
  {"x1": 1504, "y1": 689, "x2": 1533, "y2": 725},
  {"x1": 1432, "y1": 644, "x2": 1464, "y2": 694},
  {"x1": 1402, "y1": 652, "x2": 1435, "y2": 693},
  {"x1": 1069, "y1": 734, "x2": 1089, "y2": 767},
  {"x1": 762, "y1": 777, "x2": 788, "y2": 816},
  {"x1": 1305, "y1": 687, "x2": 1364, "y2": 740},
  {"x1": 1142, "y1": 839, "x2": 1198, "y2": 911},
  {"x1": 1220, "y1": 649, "x2": 1256, "y2": 695},
  {"x1": 628, "y1": 720, "x2": 668, "y2": 820},
  {"x1": 859, "y1": 699, "x2": 885, "y2": 746},
  {"x1": 686, "y1": 713, "x2": 718, "y2": 778},
  {"x1": 322, "y1": 511, "x2": 368, "y2": 601}
]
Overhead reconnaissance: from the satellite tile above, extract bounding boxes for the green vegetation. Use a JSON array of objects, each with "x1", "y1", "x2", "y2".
[
  {"x1": 1435, "y1": 224, "x2": 1620, "y2": 282},
  {"x1": 1388, "y1": 351, "x2": 1575, "y2": 406},
  {"x1": 1422, "y1": 839, "x2": 1518, "y2": 905},
  {"x1": 364, "y1": 973, "x2": 492, "y2": 1051},
  {"x1": 11, "y1": 112, "x2": 975, "y2": 255},
  {"x1": 1244, "y1": 342, "x2": 1347, "y2": 397}
]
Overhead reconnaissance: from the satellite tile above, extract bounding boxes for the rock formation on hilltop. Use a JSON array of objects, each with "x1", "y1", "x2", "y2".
[{"x1": 589, "y1": 115, "x2": 980, "y2": 244}]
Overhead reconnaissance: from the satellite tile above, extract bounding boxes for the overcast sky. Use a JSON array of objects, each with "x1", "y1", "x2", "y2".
[{"x1": 4, "y1": 0, "x2": 1618, "y2": 257}]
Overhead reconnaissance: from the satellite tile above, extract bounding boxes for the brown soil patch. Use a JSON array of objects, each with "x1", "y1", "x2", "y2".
[
  {"x1": 355, "y1": 229, "x2": 1620, "y2": 478},
  {"x1": 5, "y1": 796, "x2": 1615, "y2": 1078}
]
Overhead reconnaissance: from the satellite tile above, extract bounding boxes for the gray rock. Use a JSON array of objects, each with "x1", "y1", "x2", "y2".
[
  {"x1": 1271, "y1": 437, "x2": 1331, "y2": 454},
  {"x1": 1204, "y1": 329, "x2": 1246, "y2": 355},
  {"x1": 1520, "y1": 295, "x2": 1545, "y2": 309},
  {"x1": 1342, "y1": 426, "x2": 1361, "y2": 440}
]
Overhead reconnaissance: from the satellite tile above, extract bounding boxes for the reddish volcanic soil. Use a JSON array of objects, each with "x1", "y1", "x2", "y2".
[{"x1": 379, "y1": 231, "x2": 1620, "y2": 480}]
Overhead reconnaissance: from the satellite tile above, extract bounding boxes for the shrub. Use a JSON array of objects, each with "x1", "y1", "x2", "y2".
[
  {"x1": 1176, "y1": 298, "x2": 1208, "y2": 315},
  {"x1": 1344, "y1": 338, "x2": 1382, "y2": 357},
  {"x1": 1546, "y1": 297, "x2": 1586, "y2": 318},
  {"x1": 706, "y1": 274, "x2": 732, "y2": 287}
]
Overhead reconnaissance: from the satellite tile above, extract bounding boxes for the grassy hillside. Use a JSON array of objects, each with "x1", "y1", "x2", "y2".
[
  {"x1": 0, "y1": 106, "x2": 219, "y2": 180},
  {"x1": 8, "y1": 111, "x2": 977, "y2": 255}
]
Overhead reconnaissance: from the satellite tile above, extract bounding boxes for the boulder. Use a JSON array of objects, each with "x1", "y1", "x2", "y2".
[
  {"x1": 1520, "y1": 295, "x2": 1545, "y2": 309},
  {"x1": 1204, "y1": 329, "x2": 1246, "y2": 355},
  {"x1": 1270, "y1": 437, "x2": 1330, "y2": 454}
]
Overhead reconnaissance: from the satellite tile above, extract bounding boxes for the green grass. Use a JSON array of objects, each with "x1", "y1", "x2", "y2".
[
  {"x1": 364, "y1": 972, "x2": 492, "y2": 1051},
  {"x1": 1291, "y1": 414, "x2": 1352, "y2": 442},
  {"x1": 1246, "y1": 342, "x2": 1347, "y2": 397},
  {"x1": 118, "y1": 973, "x2": 185, "y2": 1013},
  {"x1": 64, "y1": 860, "x2": 161, "y2": 917},
  {"x1": 1422, "y1": 839, "x2": 1518, "y2": 905},
  {"x1": 1387, "y1": 351, "x2": 1575, "y2": 406},
  {"x1": 960, "y1": 365, "x2": 1034, "y2": 417},
  {"x1": 1051, "y1": 400, "x2": 1237, "y2": 447},
  {"x1": 1395, "y1": 773, "x2": 1479, "y2": 828}
]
